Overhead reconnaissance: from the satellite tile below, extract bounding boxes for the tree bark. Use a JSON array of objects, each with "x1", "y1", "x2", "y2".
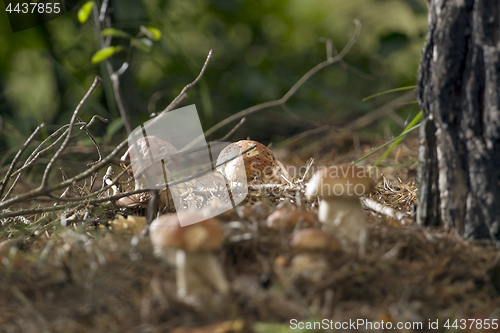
[{"x1": 416, "y1": 0, "x2": 500, "y2": 242}]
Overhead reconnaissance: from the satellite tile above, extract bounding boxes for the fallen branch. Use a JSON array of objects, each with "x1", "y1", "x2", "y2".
[
  {"x1": 40, "y1": 76, "x2": 102, "y2": 189},
  {"x1": 362, "y1": 197, "x2": 412, "y2": 225},
  {"x1": 0, "y1": 144, "x2": 256, "y2": 218},
  {"x1": 161, "y1": 50, "x2": 214, "y2": 115},
  {"x1": 201, "y1": 19, "x2": 362, "y2": 141}
]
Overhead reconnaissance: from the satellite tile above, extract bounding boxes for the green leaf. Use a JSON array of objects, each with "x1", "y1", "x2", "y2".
[
  {"x1": 105, "y1": 118, "x2": 124, "y2": 143},
  {"x1": 362, "y1": 85, "x2": 417, "y2": 101},
  {"x1": 140, "y1": 25, "x2": 161, "y2": 41},
  {"x1": 102, "y1": 28, "x2": 131, "y2": 38},
  {"x1": 91, "y1": 46, "x2": 123, "y2": 64},
  {"x1": 78, "y1": 1, "x2": 94, "y2": 24},
  {"x1": 132, "y1": 38, "x2": 153, "y2": 52},
  {"x1": 146, "y1": 27, "x2": 162, "y2": 41}
]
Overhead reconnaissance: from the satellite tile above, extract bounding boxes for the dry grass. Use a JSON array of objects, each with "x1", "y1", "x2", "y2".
[{"x1": 1, "y1": 134, "x2": 499, "y2": 333}]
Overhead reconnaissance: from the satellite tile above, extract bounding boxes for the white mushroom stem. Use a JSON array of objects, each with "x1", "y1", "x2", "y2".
[
  {"x1": 152, "y1": 246, "x2": 177, "y2": 266},
  {"x1": 176, "y1": 250, "x2": 229, "y2": 300},
  {"x1": 318, "y1": 197, "x2": 368, "y2": 245},
  {"x1": 104, "y1": 175, "x2": 120, "y2": 196}
]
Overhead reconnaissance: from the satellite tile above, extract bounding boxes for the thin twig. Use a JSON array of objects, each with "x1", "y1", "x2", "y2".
[
  {"x1": 0, "y1": 203, "x2": 82, "y2": 218},
  {"x1": 46, "y1": 165, "x2": 131, "y2": 202},
  {"x1": 274, "y1": 125, "x2": 331, "y2": 149},
  {"x1": 201, "y1": 20, "x2": 362, "y2": 141},
  {"x1": 0, "y1": 144, "x2": 257, "y2": 217},
  {"x1": 76, "y1": 115, "x2": 108, "y2": 166},
  {"x1": 319, "y1": 36, "x2": 375, "y2": 80},
  {"x1": 0, "y1": 123, "x2": 44, "y2": 199},
  {"x1": 93, "y1": 4, "x2": 133, "y2": 134},
  {"x1": 98, "y1": 0, "x2": 110, "y2": 23},
  {"x1": 9, "y1": 121, "x2": 88, "y2": 179},
  {"x1": 280, "y1": 104, "x2": 322, "y2": 127},
  {"x1": 40, "y1": 77, "x2": 102, "y2": 189},
  {"x1": 0, "y1": 137, "x2": 128, "y2": 211},
  {"x1": 158, "y1": 49, "x2": 214, "y2": 115},
  {"x1": 215, "y1": 117, "x2": 246, "y2": 142}
]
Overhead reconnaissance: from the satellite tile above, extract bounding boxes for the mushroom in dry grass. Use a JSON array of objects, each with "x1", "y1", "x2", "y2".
[
  {"x1": 216, "y1": 140, "x2": 275, "y2": 183},
  {"x1": 266, "y1": 208, "x2": 315, "y2": 230},
  {"x1": 289, "y1": 229, "x2": 339, "y2": 282},
  {"x1": 149, "y1": 212, "x2": 229, "y2": 305},
  {"x1": 103, "y1": 166, "x2": 145, "y2": 208},
  {"x1": 305, "y1": 165, "x2": 375, "y2": 246},
  {"x1": 120, "y1": 135, "x2": 179, "y2": 190},
  {"x1": 236, "y1": 201, "x2": 272, "y2": 220},
  {"x1": 118, "y1": 136, "x2": 179, "y2": 209}
]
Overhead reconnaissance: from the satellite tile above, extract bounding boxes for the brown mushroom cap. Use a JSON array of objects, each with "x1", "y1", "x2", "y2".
[
  {"x1": 120, "y1": 136, "x2": 179, "y2": 179},
  {"x1": 216, "y1": 140, "x2": 275, "y2": 182},
  {"x1": 305, "y1": 164, "x2": 375, "y2": 199},
  {"x1": 290, "y1": 229, "x2": 339, "y2": 252},
  {"x1": 266, "y1": 208, "x2": 314, "y2": 230},
  {"x1": 150, "y1": 212, "x2": 224, "y2": 253}
]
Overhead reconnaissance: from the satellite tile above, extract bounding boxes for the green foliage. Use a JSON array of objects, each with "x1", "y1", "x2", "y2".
[
  {"x1": 105, "y1": 118, "x2": 125, "y2": 144},
  {"x1": 372, "y1": 110, "x2": 422, "y2": 168},
  {"x1": 91, "y1": 46, "x2": 123, "y2": 64},
  {"x1": 140, "y1": 26, "x2": 162, "y2": 41},
  {"x1": 354, "y1": 85, "x2": 421, "y2": 168},
  {"x1": 77, "y1": 1, "x2": 94, "y2": 24},
  {"x1": 131, "y1": 38, "x2": 153, "y2": 53},
  {"x1": 102, "y1": 28, "x2": 132, "y2": 38},
  {"x1": 352, "y1": 121, "x2": 421, "y2": 167},
  {"x1": 0, "y1": 0, "x2": 428, "y2": 151}
]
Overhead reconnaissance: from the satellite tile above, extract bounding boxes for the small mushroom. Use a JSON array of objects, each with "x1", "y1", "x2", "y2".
[
  {"x1": 289, "y1": 229, "x2": 339, "y2": 282},
  {"x1": 216, "y1": 140, "x2": 275, "y2": 183},
  {"x1": 266, "y1": 208, "x2": 315, "y2": 230},
  {"x1": 149, "y1": 212, "x2": 229, "y2": 306},
  {"x1": 305, "y1": 165, "x2": 374, "y2": 246},
  {"x1": 236, "y1": 201, "x2": 272, "y2": 220},
  {"x1": 120, "y1": 135, "x2": 179, "y2": 190}
]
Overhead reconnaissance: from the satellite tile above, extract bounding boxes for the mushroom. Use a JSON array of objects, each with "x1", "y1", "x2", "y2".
[
  {"x1": 119, "y1": 136, "x2": 179, "y2": 210},
  {"x1": 149, "y1": 212, "x2": 229, "y2": 306},
  {"x1": 305, "y1": 165, "x2": 374, "y2": 246},
  {"x1": 216, "y1": 140, "x2": 275, "y2": 184},
  {"x1": 289, "y1": 229, "x2": 339, "y2": 282},
  {"x1": 103, "y1": 166, "x2": 145, "y2": 208},
  {"x1": 120, "y1": 135, "x2": 179, "y2": 190},
  {"x1": 266, "y1": 208, "x2": 315, "y2": 230}
]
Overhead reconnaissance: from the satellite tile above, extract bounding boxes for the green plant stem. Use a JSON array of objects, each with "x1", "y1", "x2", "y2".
[
  {"x1": 351, "y1": 121, "x2": 421, "y2": 167},
  {"x1": 362, "y1": 85, "x2": 417, "y2": 101}
]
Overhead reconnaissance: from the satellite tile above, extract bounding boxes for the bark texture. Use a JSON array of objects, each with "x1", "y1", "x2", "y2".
[{"x1": 416, "y1": 0, "x2": 500, "y2": 241}]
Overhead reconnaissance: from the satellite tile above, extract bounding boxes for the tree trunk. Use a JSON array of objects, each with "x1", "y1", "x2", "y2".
[{"x1": 416, "y1": 0, "x2": 500, "y2": 242}]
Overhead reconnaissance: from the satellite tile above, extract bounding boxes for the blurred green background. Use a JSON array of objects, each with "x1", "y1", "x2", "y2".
[{"x1": 0, "y1": 0, "x2": 427, "y2": 156}]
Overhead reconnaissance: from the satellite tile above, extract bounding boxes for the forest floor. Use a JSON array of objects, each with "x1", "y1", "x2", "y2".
[{"x1": 1, "y1": 131, "x2": 500, "y2": 333}]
